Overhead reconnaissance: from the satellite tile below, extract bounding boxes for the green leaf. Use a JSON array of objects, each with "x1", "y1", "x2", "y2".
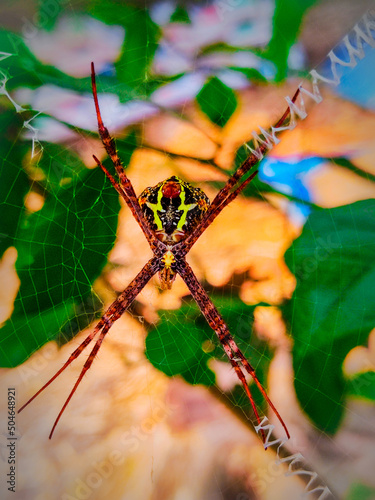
[
  {"x1": 264, "y1": 0, "x2": 318, "y2": 81},
  {"x1": 0, "y1": 301, "x2": 76, "y2": 367},
  {"x1": 146, "y1": 296, "x2": 271, "y2": 400},
  {"x1": 196, "y1": 77, "x2": 237, "y2": 127},
  {"x1": 37, "y1": 0, "x2": 65, "y2": 31},
  {"x1": 0, "y1": 110, "x2": 29, "y2": 257},
  {"x1": 0, "y1": 29, "x2": 92, "y2": 93},
  {"x1": 0, "y1": 165, "x2": 121, "y2": 367},
  {"x1": 170, "y1": 5, "x2": 191, "y2": 24},
  {"x1": 283, "y1": 199, "x2": 375, "y2": 433},
  {"x1": 228, "y1": 66, "x2": 267, "y2": 84},
  {"x1": 199, "y1": 42, "x2": 253, "y2": 57},
  {"x1": 34, "y1": 142, "x2": 88, "y2": 191},
  {"x1": 146, "y1": 305, "x2": 215, "y2": 386},
  {"x1": 89, "y1": 1, "x2": 160, "y2": 90},
  {"x1": 16, "y1": 166, "x2": 119, "y2": 312},
  {"x1": 345, "y1": 482, "x2": 375, "y2": 500},
  {"x1": 347, "y1": 372, "x2": 375, "y2": 401},
  {"x1": 57, "y1": 292, "x2": 103, "y2": 346}
]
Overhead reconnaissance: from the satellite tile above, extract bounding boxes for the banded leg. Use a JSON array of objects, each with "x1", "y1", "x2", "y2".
[
  {"x1": 93, "y1": 154, "x2": 127, "y2": 199},
  {"x1": 191, "y1": 170, "x2": 259, "y2": 243},
  {"x1": 91, "y1": 62, "x2": 156, "y2": 249},
  {"x1": 178, "y1": 260, "x2": 290, "y2": 443},
  {"x1": 19, "y1": 257, "x2": 160, "y2": 438},
  {"x1": 181, "y1": 88, "x2": 301, "y2": 253}
]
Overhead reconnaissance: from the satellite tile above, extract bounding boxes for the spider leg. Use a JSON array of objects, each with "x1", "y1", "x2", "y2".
[
  {"x1": 91, "y1": 62, "x2": 157, "y2": 250},
  {"x1": 177, "y1": 260, "x2": 290, "y2": 443},
  {"x1": 181, "y1": 88, "x2": 301, "y2": 253},
  {"x1": 19, "y1": 257, "x2": 160, "y2": 438},
  {"x1": 225, "y1": 336, "x2": 290, "y2": 440},
  {"x1": 93, "y1": 154, "x2": 127, "y2": 199},
  {"x1": 185, "y1": 170, "x2": 259, "y2": 250},
  {"x1": 17, "y1": 321, "x2": 105, "y2": 414},
  {"x1": 48, "y1": 324, "x2": 109, "y2": 439},
  {"x1": 211, "y1": 87, "x2": 301, "y2": 206}
]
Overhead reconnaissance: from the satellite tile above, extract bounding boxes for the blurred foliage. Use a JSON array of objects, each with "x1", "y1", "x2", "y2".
[
  {"x1": 0, "y1": 30, "x2": 89, "y2": 92},
  {"x1": 146, "y1": 298, "x2": 271, "y2": 413},
  {"x1": 196, "y1": 76, "x2": 237, "y2": 127},
  {"x1": 89, "y1": 1, "x2": 161, "y2": 91},
  {"x1": 263, "y1": 0, "x2": 319, "y2": 80},
  {"x1": 0, "y1": 111, "x2": 29, "y2": 258},
  {"x1": 36, "y1": 0, "x2": 65, "y2": 31},
  {"x1": 283, "y1": 200, "x2": 375, "y2": 433},
  {"x1": 347, "y1": 372, "x2": 375, "y2": 401},
  {"x1": 345, "y1": 482, "x2": 375, "y2": 500},
  {"x1": 170, "y1": 4, "x2": 191, "y2": 24},
  {"x1": 0, "y1": 0, "x2": 374, "y2": 439},
  {"x1": 0, "y1": 147, "x2": 120, "y2": 366}
]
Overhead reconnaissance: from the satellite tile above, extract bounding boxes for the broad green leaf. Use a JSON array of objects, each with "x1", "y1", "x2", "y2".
[
  {"x1": 0, "y1": 165, "x2": 120, "y2": 367},
  {"x1": 0, "y1": 110, "x2": 29, "y2": 257},
  {"x1": 34, "y1": 142, "x2": 88, "y2": 191},
  {"x1": 196, "y1": 77, "x2": 237, "y2": 128},
  {"x1": 264, "y1": 0, "x2": 318, "y2": 81},
  {"x1": 0, "y1": 301, "x2": 76, "y2": 367},
  {"x1": 14, "y1": 166, "x2": 119, "y2": 314},
  {"x1": 0, "y1": 25, "x2": 131, "y2": 98},
  {"x1": 283, "y1": 199, "x2": 375, "y2": 433},
  {"x1": 146, "y1": 297, "x2": 271, "y2": 407},
  {"x1": 146, "y1": 305, "x2": 215, "y2": 386},
  {"x1": 57, "y1": 292, "x2": 103, "y2": 345},
  {"x1": 347, "y1": 372, "x2": 375, "y2": 401}
]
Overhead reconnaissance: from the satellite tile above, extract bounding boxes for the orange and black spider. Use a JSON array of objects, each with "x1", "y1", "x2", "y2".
[{"x1": 19, "y1": 62, "x2": 299, "y2": 443}]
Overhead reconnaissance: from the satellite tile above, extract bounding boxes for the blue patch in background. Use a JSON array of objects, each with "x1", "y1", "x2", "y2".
[{"x1": 259, "y1": 156, "x2": 325, "y2": 223}]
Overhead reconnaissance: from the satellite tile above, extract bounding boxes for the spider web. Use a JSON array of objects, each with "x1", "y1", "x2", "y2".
[{"x1": 1, "y1": 2, "x2": 375, "y2": 500}]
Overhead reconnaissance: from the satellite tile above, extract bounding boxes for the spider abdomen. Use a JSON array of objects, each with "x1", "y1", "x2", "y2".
[{"x1": 138, "y1": 176, "x2": 210, "y2": 244}]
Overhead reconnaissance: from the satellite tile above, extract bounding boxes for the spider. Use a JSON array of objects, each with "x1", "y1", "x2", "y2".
[{"x1": 19, "y1": 62, "x2": 299, "y2": 442}]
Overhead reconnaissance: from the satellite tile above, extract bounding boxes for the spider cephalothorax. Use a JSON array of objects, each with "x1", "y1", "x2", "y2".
[{"x1": 19, "y1": 62, "x2": 299, "y2": 442}]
